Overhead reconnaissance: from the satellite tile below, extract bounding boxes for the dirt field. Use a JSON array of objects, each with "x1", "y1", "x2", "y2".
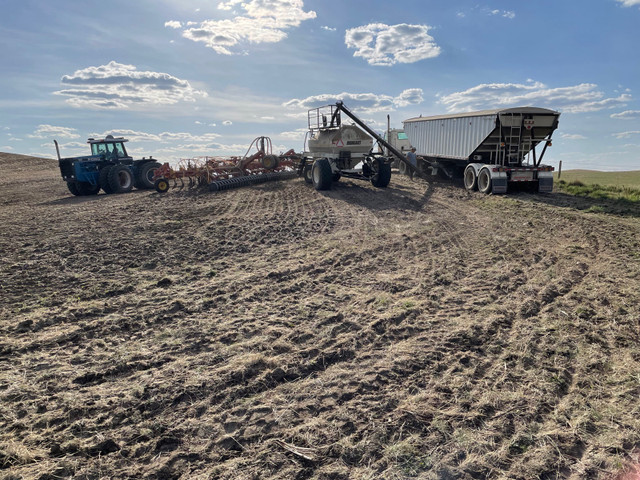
[{"x1": 1, "y1": 153, "x2": 639, "y2": 480}]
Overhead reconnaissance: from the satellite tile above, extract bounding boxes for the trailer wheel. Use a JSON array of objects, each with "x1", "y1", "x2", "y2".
[
  {"x1": 371, "y1": 157, "x2": 391, "y2": 188},
  {"x1": 76, "y1": 181, "x2": 100, "y2": 195},
  {"x1": 108, "y1": 165, "x2": 134, "y2": 193},
  {"x1": 99, "y1": 166, "x2": 114, "y2": 194},
  {"x1": 261, "y1": 155, "x2": 279, "y2": 170},
  {"x1": 463, "y1": 165, "x2": 478, "y2": 191},
  {"x1": 312, "y1": 158, "x2": 332, "y2": 190},
  {"x1": 398, "y1": 161, "x2": 408, "y2": 176},
  {"x1": 478, "y1": 168, "x2": 492, "y2": 194},
  {"x1": 155, "y1": 178, "x2": 170, "y2": 193},
  {"x1": 136, "y1": 161, "x2": 162, "y2": 189},
  {"x1": 303, "y1": 164, "x2": 313, "y2": 184}
]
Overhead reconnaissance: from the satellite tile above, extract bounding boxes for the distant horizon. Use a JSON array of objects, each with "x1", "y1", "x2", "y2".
[{"x1": 2, "y1": 0, "x2": 639, "y2": 172}]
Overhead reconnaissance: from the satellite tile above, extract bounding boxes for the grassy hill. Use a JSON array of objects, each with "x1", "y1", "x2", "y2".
[{"x1": 555, "y1": 169, "x2": 640, "y2": 187}]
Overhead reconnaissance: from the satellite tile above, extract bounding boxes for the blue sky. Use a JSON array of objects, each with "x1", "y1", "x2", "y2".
[{"x1": 1, "y1": 0, "x2": 639, "y2": 171}]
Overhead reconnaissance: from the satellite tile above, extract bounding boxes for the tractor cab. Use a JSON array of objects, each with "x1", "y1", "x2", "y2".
[{"x1": 88, "y1": 135, "x2": 131, "y2": 162}]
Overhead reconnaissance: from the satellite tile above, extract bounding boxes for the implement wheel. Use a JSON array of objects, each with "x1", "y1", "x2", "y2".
[
  {"x1": 312, "y1": 158, "x2": 332, "y2": 191},
  {"x1": 155, "y1": 178, "x2": 170, "y2": 193},
  {"x1": 261, "y1": 155, "x2": 279, "y2": 170},
  {"x1": 464, "y1": 165, "x2": 478, "y2": 191},
  {"x1": 371, "y1": 157, "x2": 391, "y2": 188},
  {"x1": 108, "y1": 165, "x2": 134, "y2": 193}
]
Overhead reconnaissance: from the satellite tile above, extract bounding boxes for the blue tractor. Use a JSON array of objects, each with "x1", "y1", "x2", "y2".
[{"x1": 54, "y1": 135, "x2": 162, "y2": 196}]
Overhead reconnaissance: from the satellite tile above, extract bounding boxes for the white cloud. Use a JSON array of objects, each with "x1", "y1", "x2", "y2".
[
  {"x1": 164, "y1": 20, "x2": 182, "y2": 29},
  {"x1": 283, "y1": 88, "x2": 424, "y2": 114},
  {"x1": 321, "y1": 26, "x2": 336, "y2": 32},
  {"x1": 439, "y1": 80, "x2": 631, "y2": 113},
  {"x1": 54, "y1": 61, "x2": 207, "y2": 109},
  {"x1": 613, "y1": 131, "x2": 640, "y2": 139},
  {"x1": 345, "y1": 23, "x2": 440, "y2": 66},
  {"x1": 610, "y1": 110, "x2": 640, "y2": 119},
  {"x1": 175, "y1": 0, "x2": 316, "y2": 55},
  {"x1": 490, "y1": 9, "x2": 515, "y2": 19},
  {"x1": 561, "y1": 133, "x2": 587, "y2": 140},
  {"x1": 278, "y1": 128, "x2": 308, "y2": 140},
  {"x1": 222, "y1": 121, "x2": 233, "y2": 126},
  {"x1": 29, "y1": 124, "x2": 80, "y2": 139},
  {"x1": 1, "y1": 146, "x2": 14, "y2": 151},
  {"x1": 617, "y1": 0, "x2": 640, "y2": 6}
]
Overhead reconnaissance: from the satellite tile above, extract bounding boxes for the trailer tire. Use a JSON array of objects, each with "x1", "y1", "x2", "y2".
[
  {"x1": 76, "y1": 181, "x2": 100, "y2": 195},
  {"x1": 398, "y1": 161, "x2": 408, "y2": 176},
  {"x1": 312, "y1": 158, "x2": 332, "y2": 190},
  {"x1": 478, "y1": 168, "x2": 492, "y2": 194},
  {"x1": 99, "y1": 166, "x2": 115, "y2": 194},
  {"x1": 463, "y1": 165, "x2": 478, "y2": 191},
  {"x1": 261, "y1": 155, "x2": 279, "y2": 170},
  {"x1": 136, "y1": 161, "x2": 162, "y2": 189},
  {"x1": 108, "y1": 164, "x2": 134, "y2": 193},
  {"x1": 303, "y1": 164, "x2": 313, "y2": 184},
  {"x1": 371, "y1": 157, "x2": 391, "y2": 188}
]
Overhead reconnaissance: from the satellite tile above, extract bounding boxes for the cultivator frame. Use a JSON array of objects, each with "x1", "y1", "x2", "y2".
[{"x1": 153, "y1": 136, "x2": 301, "y2": 193}]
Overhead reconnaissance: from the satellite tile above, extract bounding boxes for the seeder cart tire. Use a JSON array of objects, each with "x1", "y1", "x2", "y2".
[
  {"x1": 312, "y1": 158, "x2": 332, "y2": 191},
  {"x1": 303, "y1": 164, "x2": 313, "y2": 184},
  {"x1": 370, "y1": 158, "x2": 391, "y2": 188}
]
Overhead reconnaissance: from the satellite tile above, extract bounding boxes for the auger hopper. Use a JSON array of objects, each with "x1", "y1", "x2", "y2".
[{"x1": 153, "y1": 136, "x2": 300, "y2": 193}]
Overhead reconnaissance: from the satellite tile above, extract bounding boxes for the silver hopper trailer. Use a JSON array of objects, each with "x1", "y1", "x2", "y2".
[{"x1": 403, "y1": 107, "x2": 560, "y2": 194}]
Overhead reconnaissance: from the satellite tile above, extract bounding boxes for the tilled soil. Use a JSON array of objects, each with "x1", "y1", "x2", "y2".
[{"x1": 1, "y1": 153, "x2": 639, "y2": 480}]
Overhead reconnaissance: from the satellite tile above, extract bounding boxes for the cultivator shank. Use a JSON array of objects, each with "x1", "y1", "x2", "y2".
[{"x1": 154, "y1": 136, "x2": 301, "y2": 193}]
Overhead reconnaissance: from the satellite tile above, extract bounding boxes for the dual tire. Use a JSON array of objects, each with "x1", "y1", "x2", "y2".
[
  {"x1": 67, "y1": 181, "x2": 100, "y2": 196},
  {"x1": 463, "y1": 165, "x2": 492, "y2": 194},
  {"x1": 99, "y1": 165, "x2": 134, "y2": 194}
]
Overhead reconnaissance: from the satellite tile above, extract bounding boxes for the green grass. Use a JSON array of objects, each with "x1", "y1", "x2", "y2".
[
  {"x1": 555, "y1": 179, "x2": 640, "y2": 203},
  {"x1": 555, "y1": 169, "x2": 640, "y2": 188}
]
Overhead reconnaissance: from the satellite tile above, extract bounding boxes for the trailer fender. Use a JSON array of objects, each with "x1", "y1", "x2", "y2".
[{"x1": 484, "y1": 165, "x2": 508, "y2": 194}]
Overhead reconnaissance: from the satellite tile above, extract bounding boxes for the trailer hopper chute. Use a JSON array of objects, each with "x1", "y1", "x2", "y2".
[{"x1": 403, "y1": 107, "x2": 560, "y2": 194}]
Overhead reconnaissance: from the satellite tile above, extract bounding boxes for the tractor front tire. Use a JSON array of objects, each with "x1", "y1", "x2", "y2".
[
  {"x1": 66, "y1": 181, "x2": 80, "y2": 196},
  {"x1": 76, "y1": 181, "x2": 100, "y2": 195},
  {"x1": 99, "y1": 166, "x2": 114, "y2": 194},
  {"x1": 136, "y1": 161, "x2": 162, "y2": 189},
  {"x1": 312, "y1": 158, "x2": 332, "y2": 191},
  {"x1": 371, "y1": 157, "x2": 391, "y2": 188},
  {"x1": 108, "y1": 165, "x2": 134, "y2": 193}
]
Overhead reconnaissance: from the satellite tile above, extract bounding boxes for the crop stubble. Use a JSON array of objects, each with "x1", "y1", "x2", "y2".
[{"x1": 1, "y1": 153, "x2": 639, "y2": 479}]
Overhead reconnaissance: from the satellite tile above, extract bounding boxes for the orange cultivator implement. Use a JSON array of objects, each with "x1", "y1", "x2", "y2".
[{"x1": 153, "y1": 136, "x2": 301, "y2": 193}]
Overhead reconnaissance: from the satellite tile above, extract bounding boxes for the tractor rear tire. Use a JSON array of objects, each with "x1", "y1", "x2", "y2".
[
  {"x1": 99, "y1": 166, "x2": 114, "y2": 194},
  {"x1": 371, "y1": 157, "x2": 391, "y2": 188},
  {"x1": 261, "y1": 155, "x2": 279, "y2": 170},
  {"x1": 312, "y1": 158, "x2": 332, "y2": 191},
  {"x1": 136, "y1": 161, "x2": 162, "y2": 189},
  {"x1": 76, "y1": 181, "x2": 100, "y2": 195},
  {"x1": 108, "y1": 165, "x2": 134, "y2": 193},
  {"x1": 478, "y1": 168, "x2": 492, "y2": 194}
]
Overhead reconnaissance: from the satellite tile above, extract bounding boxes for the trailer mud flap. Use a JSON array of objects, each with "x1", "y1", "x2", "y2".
[
  {"x1": 493, "y1": 178, "x2": 508, "y2": 194},
  {"x1": 538, "y1": 176, "x2": 553, "y2": 193}
]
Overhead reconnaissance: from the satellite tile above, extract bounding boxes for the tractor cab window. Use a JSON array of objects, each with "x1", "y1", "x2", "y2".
[
  {"x1": 397, "y1": 132, "x2": 409, "y2": 140},
  {"x1": 109, "y1": 143, "x2": 125, "y2": 159},
  {"x1": 91, "y1": 143, "x2": 108, "y2": 156}
]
